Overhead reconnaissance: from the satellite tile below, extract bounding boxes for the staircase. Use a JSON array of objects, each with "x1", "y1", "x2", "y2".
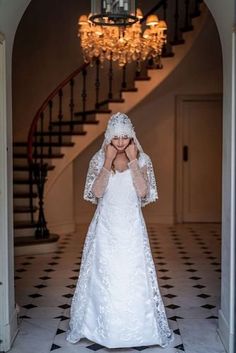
[{"x1": 13, "y1": 0, "x2": 207, "y2": 254}]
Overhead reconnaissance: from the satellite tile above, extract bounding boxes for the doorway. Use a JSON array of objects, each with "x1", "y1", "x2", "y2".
[{"x1": 175, "y1": 94, "x2": 223, "y2": 223}]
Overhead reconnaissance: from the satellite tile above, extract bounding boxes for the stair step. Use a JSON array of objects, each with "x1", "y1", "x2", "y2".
[
  {"x1": 52, "y1": 120, "x2": 99, "y2": 126},
  {"x1": 13, "y1": 153, "x2": 64, "y2": 159},
  {"x1": 135, "y1": 76, "x2": 151, "y2": 81},
  {"x1": 34, "y1": 131, "x2": 87, "y2": 136},
  {"x1": 14, "y1": 206, "x2": 37, "y2": 213},
  {"x1": 74, "y1": 109, "x2": 111, "y2": 116},
  {"x1": 14, "y1": 221, "x2": 37, "y2": 229},
  {"x1": 13, "y1": 178, "x2": 37, "y2": 185},
  {"x1": 14, "y1": 141, "x2": 75, "y2": 147},
  {"x1": 96, "y1": 98, "x2": 125, "y2": 107},
  {"x1": 13, "y1": 192, "x2": 37, "y2": 198},
  {"x1": 13, "y1": 165, "x2": 55, "y2": 171},
  {"x1": 120, "y1": 88, "x2": 138, "y2": 92}
]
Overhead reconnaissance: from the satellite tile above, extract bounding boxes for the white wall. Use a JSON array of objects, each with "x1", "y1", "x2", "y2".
[
  {"x1": 45, "y1": 163, "x2": 75, "y2": 234},
  {"x1": 73, "y1": 13, "x2": 222, "y2": 224}
]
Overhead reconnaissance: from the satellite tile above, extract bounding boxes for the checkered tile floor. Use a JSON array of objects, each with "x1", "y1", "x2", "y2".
[{"x1": 11, "y1": 223, "x2": 226, "y2": 353}]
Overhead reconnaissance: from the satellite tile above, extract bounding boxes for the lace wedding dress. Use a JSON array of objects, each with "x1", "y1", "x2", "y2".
[{"x1": 66, "y1": 160, "x2": 174, "y2": 349}]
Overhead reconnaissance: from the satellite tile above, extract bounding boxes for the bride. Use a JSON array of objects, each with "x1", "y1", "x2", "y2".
[{"x1": 66, "y1": 112, "x2": 175, "y2": 349}]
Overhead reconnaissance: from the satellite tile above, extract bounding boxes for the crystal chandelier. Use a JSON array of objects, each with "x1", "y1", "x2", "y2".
[{"x1": 78, "y1": 3, "x2": 167, "y2": 67}]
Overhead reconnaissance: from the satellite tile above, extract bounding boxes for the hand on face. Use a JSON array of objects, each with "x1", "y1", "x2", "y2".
[
  {"x1": 104, "y1": 143, "x2": 117, "y2": 161},
  {"x1": 125, "y1": 139, "x2": 138, "y2": 161}
]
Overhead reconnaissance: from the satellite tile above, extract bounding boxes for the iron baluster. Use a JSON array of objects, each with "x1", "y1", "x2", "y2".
[
  {"x1": 95, "y1": 59, "x2": 100, "y2": 109},
  {"x1": 58, "y1": 88, "x2": 63, "y2": 145},
  {"x1": 69, "y1": 78, "x2": 75, "y2": 131},
  {"x1": 108, "y1": 54, "x2": 113, "y2": 100},
  {"x1": 48, "y1": 100, "x2": 53, "y2": 155},
  {"x1": 82, "y1": 68, "x2": 87, "y2": 121}
]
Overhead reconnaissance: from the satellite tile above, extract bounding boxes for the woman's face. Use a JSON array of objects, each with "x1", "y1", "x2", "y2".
[{"x1": 111, "y1": 135, "x2": 131, "y2": 152}]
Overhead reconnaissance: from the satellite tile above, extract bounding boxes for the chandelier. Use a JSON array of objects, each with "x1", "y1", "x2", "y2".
[{"x1": 78, "y1": 2, "x2": 167, "y2": 67}]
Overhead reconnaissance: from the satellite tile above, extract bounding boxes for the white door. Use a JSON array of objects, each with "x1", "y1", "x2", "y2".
[{"x1": 176, "y1": 95, "x2": 222, "y2": 222}]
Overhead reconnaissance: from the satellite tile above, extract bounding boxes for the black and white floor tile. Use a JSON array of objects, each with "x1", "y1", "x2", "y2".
[{"x1": 11, "y1": 223, "x2": 226, "y2": 353}]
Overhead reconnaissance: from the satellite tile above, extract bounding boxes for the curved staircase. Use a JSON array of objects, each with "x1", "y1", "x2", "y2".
[{"x1": 13, "y1": 0, "x2": 208, "y2": 254}]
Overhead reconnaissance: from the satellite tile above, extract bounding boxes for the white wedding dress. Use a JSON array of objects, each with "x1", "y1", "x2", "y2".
[{"x1": 66, "y1": 167, "x2": 174, "y2": 349}]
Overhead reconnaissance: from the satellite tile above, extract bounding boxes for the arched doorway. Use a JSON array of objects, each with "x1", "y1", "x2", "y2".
[{"x1": 0, "y1": 1, "x2": 235, "y2": 352}]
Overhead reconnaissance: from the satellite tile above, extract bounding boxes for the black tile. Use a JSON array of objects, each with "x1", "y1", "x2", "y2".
[
  {"x1": 34, "y1": 284, "x2": 47, "y2": 289},
  {"x1": 159, "y1": 276, "x2": 171, "y2": 280},
  {"x1": 186, "y1": 269, "x2": 197, "y2": 272},
  {"x1": 56, "y1": 328, "x2": 66, "y2": 335},
  {"x1": 189, "y1": 276, "x2": 202, "y2": 280},
  {"x1": 133, "y1": 346, "x2": 149, "y2": 351},
  {"x1": 28, "y1": 293, "x2": 42, "y2": 298},
  {"x1": 166, "y1": 304, "x2": 180, "y2": 309},
  {"x1": 175, "y1": 343, "x2": 185, "y2": 351},
  {"x1": 197, "y1": 293, "x2": 211, "y2": 299},
  {"x1": 50, "y1": 343, "x2": 61, "y2": 351},
  {"x1": 58, "y1": 304, "x2": 71, "y2": 309},
  {"x1": 193, "y1": 284, "x2": 205, "y2": 289},
  {"x1": 201, "y1": 304, "x2": 216, "y2": 309},
  {"x1": 86, "y1": 343, "x2": 104, "y2": 351},
  {"x1": 168, "y1": 315, "x2": 183, "y2": 321},
  {"x1": 39, "y1": 276, "x2": 51, "y2": 280},
  {"x1": 66, "y1": 284, "x2": 76, "y2": 289},
  {"x1": 206, "y1": 315, "x2": 218, "y2": 319},
  {"x1": 164, "y1": 294, "x2": 177, "y2": 299},
  {"x1": 44, "y1": 269, "x2": 55, "y2": 272},
  {"x1": 22, "y1": 304, "x2": 37, "y2": 309},
  {"x1": 62, "y1": 293, "x2": 73, "y2": 298},
  {"x1": 54, "y1": 315, "x2": 70, "y2": 321},
  {"x1": 174, "y1": 328, "x2": 180, "y2": 335},
  {"x1": 161, "y1": 284, "x2": 174, "y2": 289},
  {"x1": 19, "y1": 315, "x2": 31, "y2": 319},
  {"x1": 16, "y1": 269, "x2": 27, "y2": 272}
]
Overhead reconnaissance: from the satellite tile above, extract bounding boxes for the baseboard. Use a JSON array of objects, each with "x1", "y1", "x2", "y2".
[
  {"x1": 48, "y1": 221, "x2": 75, "y2": 234},
  {"x1": 0, "y1": 308, "x2": 18, "y2": 352},
  {"x1": 218, "y1": 308, "x2": 231, "y2": 353}
]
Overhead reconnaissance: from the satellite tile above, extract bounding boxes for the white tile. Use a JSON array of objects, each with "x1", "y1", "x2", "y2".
[
  {"x1": 177, "y1": 319, "x2": 226, "y2": 353},
  {"x1": 8, "y1": 318, "x2": 60, "y2": 353}
]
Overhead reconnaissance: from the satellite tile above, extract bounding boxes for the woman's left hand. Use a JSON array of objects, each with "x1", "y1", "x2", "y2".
[{"x1": 125, "y1": 140, "x2": 138, "y2": 161}]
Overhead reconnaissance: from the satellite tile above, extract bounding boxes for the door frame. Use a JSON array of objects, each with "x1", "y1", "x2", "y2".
[
  {"x1": 175, "y1": 93, "x2": 223, "y2": 223},
  {"x1": 0, "y1": 32, "x2": 18, "y2": 352}
]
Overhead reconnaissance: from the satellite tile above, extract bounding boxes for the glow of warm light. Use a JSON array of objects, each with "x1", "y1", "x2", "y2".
[{"x1": 78, "y1": 8, "x2": 167, "y2": 67}]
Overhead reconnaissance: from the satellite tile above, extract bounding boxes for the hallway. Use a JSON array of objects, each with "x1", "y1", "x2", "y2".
[{"x1": 11, "y1": 223, "x2": 225, "y2": 353}]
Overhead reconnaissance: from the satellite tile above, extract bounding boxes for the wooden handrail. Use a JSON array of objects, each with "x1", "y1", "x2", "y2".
[{"x1": 27, "y1": 62, "x2": 89, "y2": 163}]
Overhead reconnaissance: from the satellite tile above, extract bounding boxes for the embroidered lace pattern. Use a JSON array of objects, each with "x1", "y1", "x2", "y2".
[{"x1": 91, "y1": 166, "x2": 111, "y2": 198}]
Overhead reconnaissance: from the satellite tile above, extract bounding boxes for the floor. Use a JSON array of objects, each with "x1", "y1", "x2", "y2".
[{"x1": 11, "y1": 223, "x2": 226, "y2": 353}]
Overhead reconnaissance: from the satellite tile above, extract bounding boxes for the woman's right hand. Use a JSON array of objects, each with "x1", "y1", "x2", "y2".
[{"x1": 105, "y1": 143, "x2": 117, "y2": 161}]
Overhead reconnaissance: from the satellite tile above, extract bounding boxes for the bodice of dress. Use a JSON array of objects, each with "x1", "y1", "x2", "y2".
[{"x1": 101, "y1": 169, "x2": 140, "y2": 209}]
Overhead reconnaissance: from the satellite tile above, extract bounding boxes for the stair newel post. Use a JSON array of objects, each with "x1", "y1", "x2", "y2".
[
  {"x1": 32, "y1": 111, "x2": 50, "y2": 238},
  {"x1": 34, "y1": 162, "x2": 50, "y2": 239},
  {"x1": 108, "y1": 54, "x2": 113, "y2": 100},
  {"x1": 95, "y1": 58, "x2": 100, "y2": 109},
  {"x1": 82, "y1": 68, "x2": 87, "y2": 122},
  {"x1": 48, "y1": 100, "x2": 53, "y2": 156},
  {"x1": 182, "y1": 0, "x2": 193, "y2": 31},
  {"x1": 58, "y1": 88, "x2": 63, "y2": 145},
  {"x1": 69, "y1": 78, "x2": 75, "y2": 131}
]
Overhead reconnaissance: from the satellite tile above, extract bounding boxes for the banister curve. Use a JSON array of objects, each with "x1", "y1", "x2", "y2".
[{"x1": 27, "y1": 62, "x2": 89, "y2": 163}]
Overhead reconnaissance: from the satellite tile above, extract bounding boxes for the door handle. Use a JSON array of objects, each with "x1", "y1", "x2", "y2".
[{"x1": 183, "y1": 145, "x2": 188, "y2": 161}]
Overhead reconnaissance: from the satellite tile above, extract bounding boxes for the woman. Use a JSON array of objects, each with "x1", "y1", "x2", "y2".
[{"x1": 66, "y1": 112, "x2": 174, "y2": 349}]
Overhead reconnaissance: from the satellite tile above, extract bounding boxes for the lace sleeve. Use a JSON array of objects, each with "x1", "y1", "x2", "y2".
[
  {"x1": 91, "y1": 166, "x2": 111, "y2": 198},
  {"x1": 128, "y1": 159, "x2": 148, "y2": 197},
  {"x1": 136, "y1": 152, "x2": 158, "y2": 207}
]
